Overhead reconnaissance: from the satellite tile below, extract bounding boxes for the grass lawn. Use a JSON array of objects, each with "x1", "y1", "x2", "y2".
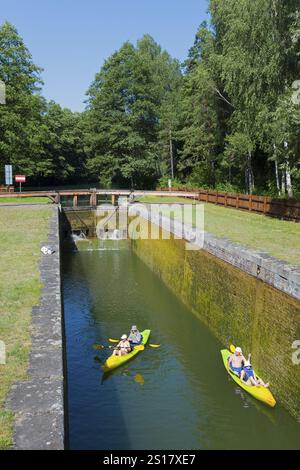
[
  {"x1": 137, "y1": 196, "x2": 300, "y2": 266},
  {"x1": 0, "y1": 206, "x2": 52, "y2": 449},
  {"x1": 0, "y1": 197, "x2": 50, "y2": 204},
  {"x1": 137, "y1": 195, "x2": 199, "y2": 204}
]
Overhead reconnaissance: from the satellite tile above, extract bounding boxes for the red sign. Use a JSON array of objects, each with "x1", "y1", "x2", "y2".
[{"x1": 15, "y1": 175, "x2": 26, "y2": 183}]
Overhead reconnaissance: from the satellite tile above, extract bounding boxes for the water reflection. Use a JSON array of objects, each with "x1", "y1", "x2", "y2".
[
  {"x1": 134, "y1": 374, "x2": 145, "y2": 386},
  {"x1": 62, "y1": 242, "x2": 300, "y2": 450}
]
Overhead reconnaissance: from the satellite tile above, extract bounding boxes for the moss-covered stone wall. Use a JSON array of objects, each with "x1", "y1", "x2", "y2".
[{"x1": 132, "y1": 220, "x2": 300, "y2": 422}]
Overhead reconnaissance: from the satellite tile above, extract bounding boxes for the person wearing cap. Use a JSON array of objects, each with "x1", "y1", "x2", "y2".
[
  {"x1": 228, "y1": 346, "x2": 247, "y2": 377},
  {"x1": 113, "y1": 334, "x2": 131, "y2": 357},
  {"x1": 128, "y1": 325, "x2": 142, "y2": 346},
  {"x1": 240, "y1": 355, "x2": 269, "y2": 388}
]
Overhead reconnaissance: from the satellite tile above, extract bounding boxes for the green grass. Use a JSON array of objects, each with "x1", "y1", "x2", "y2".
[
  {"x1": 0, "y1": 206, "x2": 52, "y2": 449},
  {"x1": 137, "y1": 195, "x2": 198, "y2": 204},
  {"x1": 137, "y1": 196, "x2": 300, "y2": 266},
  {"x1": 0, "y1": 197, "x2": 50, "y2": 204}
]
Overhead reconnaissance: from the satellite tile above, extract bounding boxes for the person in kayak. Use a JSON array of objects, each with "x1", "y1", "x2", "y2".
[
  {"x1": 228, "y1": 346, "x2": 247, "y2": 376},
  {"x1": 128, "y1": 325, "x2": 142, "y2": 346},
  {"x1": 113, "y1": 334, "x2": 131, "y2": 357},
  {"x1": 240, "y1": 356, "x2": 270, "y2": 388}
]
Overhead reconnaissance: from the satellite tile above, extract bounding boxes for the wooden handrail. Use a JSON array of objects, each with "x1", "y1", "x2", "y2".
[{"x1": 159, "y1": 187, "x2": 300, "y2": 221}]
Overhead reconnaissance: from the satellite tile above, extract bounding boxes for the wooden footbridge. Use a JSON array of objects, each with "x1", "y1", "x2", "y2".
[
  {"x1": 0, "y1": 189, "x2": 198, "y2": 207},
  {"x1": 1, "y1": 188, "x2": 299, "y2": 221}
]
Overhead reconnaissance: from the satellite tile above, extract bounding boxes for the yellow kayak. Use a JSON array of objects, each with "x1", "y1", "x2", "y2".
[
  {"x1": 221, "y1": 349, "x2": 276, "y2": 408},
  {"x1": 102, "y1": 329, "x2": 151, "y2": 373}
]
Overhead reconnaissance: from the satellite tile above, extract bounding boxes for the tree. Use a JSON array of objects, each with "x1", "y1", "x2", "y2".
[
  {"x1": 0, "y1": 21, "x2": 44, "y2": 176},
  {"x1": 224, "y1": 132, "x2": 255, "y2": 193},
  {"x1": 38, "y1": 101, "x2": 86, "y2": 183},
  {"x1": 1, "y1": 7, "x2": 300, "y2": 195},
  {"x1": 178, "y1": 23, "x2": 226, "y2": 187},
  {"x1": 208, "y1": 0, "x2": 300, "y2": 194},
  {"x1": 85, "y1": 35, "x2": 182, "y2": 188}
]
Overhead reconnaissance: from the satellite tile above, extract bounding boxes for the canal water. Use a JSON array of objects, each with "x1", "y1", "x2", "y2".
[{"x1": 62, "y1": 239, "x2": 300, "y2": 450}]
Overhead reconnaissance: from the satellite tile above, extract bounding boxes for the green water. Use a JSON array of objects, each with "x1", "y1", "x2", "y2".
[{"x1": 62, "y1": 239, "x2": 300, "y2": 450}]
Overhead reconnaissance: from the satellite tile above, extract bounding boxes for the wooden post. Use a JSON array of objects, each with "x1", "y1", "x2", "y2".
[
  {"x1": 112, "y1": 194, "x2": 115, "y2": 205},
  {"x1": 236, "y1": 194, "x2": 239, "y2": 209},
  {"x1": 73, "y1": 194, "x2": 78, "y2": 207},
  {"x1": 89, "y1": 192, "x2": 97, "y2": 207},
  {"x1": 225, "y1": 193, "x2": 228, "y2": 207},
  {"x1": 206, "y1": 190, "x2": 209, "y2": 203},
  {"x1": 263, "y1": 196, "x2": 267, "y2": 214},
  {"x1": 55, "y1": 193, "x2": 60, "y2": 204},
  {"x1": 249, "y1": 194, "x2": 252, "y2": 211}
]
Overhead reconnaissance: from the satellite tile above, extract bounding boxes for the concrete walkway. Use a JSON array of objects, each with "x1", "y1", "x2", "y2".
[{"x1": 6, "y1": 207, "x2": 65, "y2": 450}]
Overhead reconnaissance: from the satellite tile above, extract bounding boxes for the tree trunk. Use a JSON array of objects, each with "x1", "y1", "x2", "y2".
[
  {"x1": 228, "y1": 165, "x2": 232, "y2": 183},
  {"x1": 211, "y1": 160, "x2": 216, "y2": 187},
  {"x1": 281, "y1": 171, "x2": 286, "y2": 195},
  {"x1": 286, "y1": 159, "x2": 293, "y2": 198},
  {"x1": 246, "y1": 151, "x2": 254, "y2": 194},
  {"x1": 274, "y1": 158, "x2": 281, "y2": 196},
  {"x1": 249, "y1": 169, "x2": 254, "y2": 195},
  {"x1": 245, "y1": 168, "x2": 249, "y2": 195},
  {"x1": 169, "y1": 129, "x2": 174, "y2": 179}
]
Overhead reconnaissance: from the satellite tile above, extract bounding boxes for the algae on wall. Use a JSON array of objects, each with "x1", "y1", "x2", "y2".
[{"x1": 132, "y1": 218, "x2": 300, "y2": 423}]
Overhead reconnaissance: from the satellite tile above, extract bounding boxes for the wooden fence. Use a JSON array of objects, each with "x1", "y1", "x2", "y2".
[
  {"x1": 0, "y1": 185, "x2": 14, "y2": 193},
  {"x1": 159, "y1": 187, "x2": 300, "y2": 222}
]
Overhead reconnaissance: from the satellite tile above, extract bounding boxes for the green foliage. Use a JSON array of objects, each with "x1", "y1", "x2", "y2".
[
  {"x1": 1, "y1": 3, "x2": 300, "y2": 196},
  {"x1": 157, "y1": 175, "x2": 183, "y2": 189},
  {"x1": 85, "y1": 35, "x2": 182, "y2": 188},
  {"x1": 0, "y1": 22, "x2": 87, "y2": 185},
  {"x1": 39, "y1": 101, "x2": 86, "y2": 182},
  {"x1": 0, "y1": 22, "x2": 44, "y2": 175},
  {"x1": 177, "y1": 0, "x2": 300, "y2": 196},
  {"x1": 208, "y1": 0, "x2": 300, "y2": 195}
]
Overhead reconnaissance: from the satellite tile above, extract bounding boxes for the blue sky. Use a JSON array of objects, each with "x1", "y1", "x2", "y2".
[{"x1": 1, "y1": 0, "x2": 209, "y2": 111}]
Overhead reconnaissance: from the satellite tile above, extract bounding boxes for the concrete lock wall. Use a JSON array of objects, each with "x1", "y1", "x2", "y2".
[{"x1": 132, "y1": 216, "x2": 300, "y2": 423}]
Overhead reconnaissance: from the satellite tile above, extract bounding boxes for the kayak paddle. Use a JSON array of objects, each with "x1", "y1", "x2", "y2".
[
  {"x1": 230, "y1": 344, "x2": 236, "y2": 353},
  {"x1": 94, "y1": 343, "x2": 144, "y2": 351},
  {"x1": 109, "y1": 338, "x2": 160, "y2": 348},
  {"x1": 93, "y1": 343, "x2": 116, "y2": 350}
]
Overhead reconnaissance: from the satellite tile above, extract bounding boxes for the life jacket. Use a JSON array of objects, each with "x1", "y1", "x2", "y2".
[
  {"x1": 128, "y1": 331, "x2": 142, "y2": 344},
  {"x1": 244, "y1": 365, "x2": 254, "y2": 379},
  {"x1": 119, "y1": 340, "x2": 130, "y2": 350}
]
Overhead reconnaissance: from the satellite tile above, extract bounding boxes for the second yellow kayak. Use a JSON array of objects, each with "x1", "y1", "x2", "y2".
[{"x1": 221, "y1": 348, "x2": 276, "y2": 408}]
